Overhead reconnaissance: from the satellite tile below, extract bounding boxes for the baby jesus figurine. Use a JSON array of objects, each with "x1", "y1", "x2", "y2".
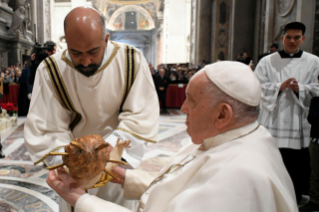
[{"x1": 35, "y1": 135, "x2": 131, "y2": 189}]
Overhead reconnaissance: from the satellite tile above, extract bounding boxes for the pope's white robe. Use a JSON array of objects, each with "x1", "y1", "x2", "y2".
[
  {"x1": 75, "y1": 122, "x2": 298, "y2": 212},
  {"x1": 255, "y1": 51, "x2": 319, "y2": 149},
  {"x1": 24, "y1": 41, "x2": 159, "y2": 211}
]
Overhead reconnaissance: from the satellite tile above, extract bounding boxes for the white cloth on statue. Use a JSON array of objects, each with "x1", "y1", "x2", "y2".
[
  {"x1": 24, "y1": 41, "x2": 159, "y2": 211},
  {"x1": 255, "y1": 51, "x2": 319, "y2": 149},
  {"x1": 75, "y1": 121, "x2": 298, "y2": 212}
]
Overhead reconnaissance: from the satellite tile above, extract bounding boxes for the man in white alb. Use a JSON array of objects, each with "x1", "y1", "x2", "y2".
[
  {"x1": 255, "y1": 22, "x2": 319, "y2": 203},
  {"x1": 47, "y1": 61, "x2": 298, "y2": 212},
  {"x1": 24, "y1": 7, "x2": 159, "y2": 212}
]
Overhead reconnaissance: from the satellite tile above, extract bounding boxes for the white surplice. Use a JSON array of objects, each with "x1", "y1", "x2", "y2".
[
  {"x1": 75, "y1": 122, "x2": 298, "y2": 212},
  {"x1": 255, "y1": 51, "x2": 319, "y2": 149},
  {"x1": 24, "y1": 41, "x2": 159, "y2": 211}
]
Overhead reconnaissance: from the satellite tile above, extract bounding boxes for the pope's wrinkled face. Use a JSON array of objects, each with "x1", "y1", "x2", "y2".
[
  {"x1": 282, "y1": 29, "x2": 305, "y2": 54},
  {"x1": 65, "y1": 27, "x2": 108, "y2": 77},
  {"x1": 181, "y1": 71, "x2": 216, "y2": 144}
]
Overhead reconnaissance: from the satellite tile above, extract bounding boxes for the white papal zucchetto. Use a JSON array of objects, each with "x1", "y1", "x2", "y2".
[{"x1": 204, "y1": 61, "x2": 261, "y2": 107}]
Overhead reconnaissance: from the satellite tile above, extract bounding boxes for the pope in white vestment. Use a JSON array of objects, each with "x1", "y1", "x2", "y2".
[
  {"x1": 24, "y1": 40, "x2": 159, "y2": 210},
  {"x1": 75, "y1": 122, "x2": 297, "y2": 212},
  {"x1": 47, "y1": 61, "x2": 298, "y2": 212}
]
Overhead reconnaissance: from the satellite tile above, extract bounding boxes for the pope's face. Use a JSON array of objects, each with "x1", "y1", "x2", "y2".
[
  {"x1": 181, "y1": 71, "x2": 216, "y2": 144},
  {"x1": 282, "y1": 29, "x2": 305, "y2": 54},
  {"x1": 65, "y1": 28, "x2": 108, "y2": 77}
]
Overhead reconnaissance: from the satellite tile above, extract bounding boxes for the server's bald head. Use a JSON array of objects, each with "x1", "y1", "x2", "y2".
[
  {"x1": 63, "y1": 7, "x2": 110, "y2": 77},
  {"x1": 64, "y1": 7, "x2": 106, "y2": 39}
]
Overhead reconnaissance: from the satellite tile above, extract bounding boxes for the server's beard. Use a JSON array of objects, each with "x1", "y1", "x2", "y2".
[{"x1": 75, "y1": 64, "x2": 101, "y2": 77}]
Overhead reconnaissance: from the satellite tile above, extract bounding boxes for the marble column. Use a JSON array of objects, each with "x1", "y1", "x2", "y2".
[
  {"x1": 296, "y1": 0, "x2": 316, "y2": 53},
  {"x1": 230, "y1": 0, "x2": 257, "y2": 61},
  {"x1": 211, "y1": 0, "x2": 231, "y2": 62},
  {"x1": 30, "y1": 0, "x2": 37, "y2": 42},
  {"x1": 313, "y1": 0, "x2": 319, "y2": 56},
  {"x1": 196, "y1": 0, "x2": 212, "y2": 64},
  {"x1": 37, "y1": 0, "x2": 44, "y2": 44}
]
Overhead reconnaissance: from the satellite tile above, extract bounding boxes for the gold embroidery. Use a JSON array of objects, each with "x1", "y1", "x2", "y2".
[
  {"x1": 128, "y1": 45, "x2": 133, "y2": 95},
  {"x1": 46, "y1": 58, "x2": 72, "y2": 111},
  {"x1": 43, "y1": 60, "x2": 67, "y2": 109},
  {"x1": 44, "y1": 56, "x2": 82, "y2": 132},
  {"x1": 120, "y1": 44, "x2": 136, "y2": 112},
  {"x1": 116, "y1": 127, "x2": 156, "y2": 143},
  {"x1": 51, "y1": 57, "x2": 82, "y2": 130},
  {"x1": 95, "y1": 41, "x2": 120, "y2": 75},
  {"x1": 122, "y1": 44, "x2": 128, "y2": 103},
  {"x1": 133, "y1": 46, "x2": 137, "y2": 80},
  {"x1": 61, "y1": 41, "x2": 120, "y2": 76},
  {"x1": 61, "y1": 50, "x2": 75, "y2": 68}
]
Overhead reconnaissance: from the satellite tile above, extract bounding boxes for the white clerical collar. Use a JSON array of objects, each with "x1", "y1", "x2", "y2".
[
  {"x1": 65, "y1": 40, "x2": 114, "y2": 68},
  {"x1": 284, "y1": 48, "x2": 299, "y2": 57},
  {"x1": 199, "y1": 121, "x2": 259, "y2": 151}
]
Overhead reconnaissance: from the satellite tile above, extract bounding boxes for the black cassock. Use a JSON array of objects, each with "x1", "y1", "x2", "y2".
[{"x1": 18, "y1": 67, "x2": 32, "y2": 116}]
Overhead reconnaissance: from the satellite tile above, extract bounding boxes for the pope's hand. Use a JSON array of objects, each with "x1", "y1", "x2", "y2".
[
  {"x1": 46, "y1": 168, "x2": 86, "y2": 207},
  {"x1": 111, "y1": 165, "x2": 127, "y2": 186}
]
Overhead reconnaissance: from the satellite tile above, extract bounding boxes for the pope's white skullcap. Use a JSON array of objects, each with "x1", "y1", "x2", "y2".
[{"x1": 204, "y1": 61, "x2": 261, "y2": 106}]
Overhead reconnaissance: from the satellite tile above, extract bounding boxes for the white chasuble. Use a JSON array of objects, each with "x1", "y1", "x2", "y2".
[
  {"x1": 24, "y1": 41, "x2": 159, "y2": 210},
  {"x1": 75, "y1": 122, "x2": 298, "y2": 212},
  {"x1": 255, "y1": 51, "x2": 319, "y2": 149}
]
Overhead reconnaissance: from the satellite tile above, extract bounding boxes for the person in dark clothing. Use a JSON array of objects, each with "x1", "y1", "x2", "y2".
[
  {"x1": 299, "y1": 88, "x2": 319, "y2": 211},
  {"x1": 258, "y1": 43, "x2": 278, "y2": 63},
  {"x1": 0, "y1": 92, "x2": 4, "y2": 158},
  {"x1": 13, "y1": 70, "x2": 20, "y2": 84},
  {"x1": 237, "y1": 52, "x2": 251, "y2": 65},
  {"x1": 18, "y1": 67, "x2": 32, "y2": 116},
  {"x1": 154, "y1": 68, "x2": 170, "y2": 112},
  {"x1": 0, "y1": 75, "x2": 4, "y2": 158},
  {"x1": 0, "y1": 136, "x2": 4, "y2": 158}
]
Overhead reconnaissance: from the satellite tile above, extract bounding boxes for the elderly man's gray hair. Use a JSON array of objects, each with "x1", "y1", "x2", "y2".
[{"x1": 206, "y1": 80, "x2": 259, "y2": 122}]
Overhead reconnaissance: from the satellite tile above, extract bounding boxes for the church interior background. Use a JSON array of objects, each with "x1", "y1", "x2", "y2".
[{"x1": 0, "y1": 0, "x2": 318, "y2": 211}]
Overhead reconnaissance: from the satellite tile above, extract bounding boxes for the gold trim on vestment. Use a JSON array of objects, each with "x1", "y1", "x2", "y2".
[
  {"x1": 128, "y1": 45, "x2": 133, "y2": 95},
  {"x1": 43, "y1": 61, "x2": 67, "y2": 109},
  {"x1": 120, "y1": 45, "x2": 137, "y2": 112},
  {"x1": 44, "y1": 56, "x2": 82, "y2": 131},
  {"x1": 122, "y1": 44, "x2": 128, "y2": 103},
  {"x1": 95, "y1": 41, "x2": 120, "y2": 75},
  {"x1": 134, "y1": 46, "x2": 137, "y2": 80},
  {"x1": 116, "y1": 127, "x2": 156, "y2": 143},
  {"x1": 46, "y1": 58, "x2": 72, "y2": 111},
  {"x1": 51, "y1": 57, "x2": 82, "y2": 130},
  {"x1": 61, "y1": 41, "x2": 120, "y2": 76},
  {"x1": 61, "y1": 50, "x2": 75, "y2": 68}
]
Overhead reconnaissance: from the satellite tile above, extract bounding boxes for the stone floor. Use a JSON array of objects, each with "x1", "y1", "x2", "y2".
[{"x1": 0, "y1": 109, "x2": 189, "y2": 212}]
